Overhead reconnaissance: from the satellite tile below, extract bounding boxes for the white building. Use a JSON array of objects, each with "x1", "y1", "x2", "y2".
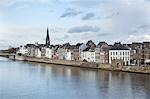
[
  {"x1": 17, "y1": 46, "x2": 29, "y2": 55},
  {"x1": 66, "y1": 51, "x2": 71, "y2": 60},
  {"x1": 45, "y1": 48, "x2": 52, "y2": 59},
  {"x1": 57, "y1": 48, "x2": 72, "y2": 60},
  {"x1": 57, "y1": 48, "x2": 67, "y2": 60},
  {"x1": 109, "y1": 42, "x2": 130, "y2": 65},
  {"x1": 79, "y1": 43, "x2": 88, "y2": 60},
  {"x1": 35, "y1": 48, "x2": 42, "y2": 58},
  {"x1": 81, "y1": 47, "x2": 95, "y2": 62}
]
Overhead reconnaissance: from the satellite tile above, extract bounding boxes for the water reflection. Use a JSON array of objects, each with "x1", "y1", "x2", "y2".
[{"x1": 0, "y1": 57, "x2": 149, "y2": 99}]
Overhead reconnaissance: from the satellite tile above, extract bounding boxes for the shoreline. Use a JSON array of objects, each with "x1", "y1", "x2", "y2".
[
  {"x1": 22, "y1": 56, "x2": 150, "y2": 74},
  {"x1": 0, "y1": 53, "x2": 150, "y2": 74}
]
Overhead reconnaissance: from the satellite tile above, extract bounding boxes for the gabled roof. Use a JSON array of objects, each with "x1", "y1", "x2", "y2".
[
  {"x1": 97, "y1": 41, "x2": 108, "y2": 48},
  {"x1": 110, "y1": 42, "x2": 129, "y2": 50},
  {"x1": 61, "y1": 43, "x2": 71, "y2": 49},
  {"x1": 83, "y1": 47, "x2": 91, "y2": 51},
  {"x1": 83, "y1": 46, "x2": 95, "y2": 52},
  {"x1": 76, "y1": 43, "x2": 83, "y2": 47},
  {"x1": 86, "y1": 40, "x2": 96, "y2": 47}
]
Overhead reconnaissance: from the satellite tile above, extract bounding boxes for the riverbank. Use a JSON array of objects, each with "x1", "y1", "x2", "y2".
[
  {"x1": 0, "y1": 53, "x2": 150, "y2": 74},
  {"x1": 98, "y1": 64, "x2": 150, "y2": 74},
  {"x1": 25, "y1": 57, "x2": 150, "y2": 74},
  {"x1": 25, "y1": 57, "x2": 99, "y2": 69}
]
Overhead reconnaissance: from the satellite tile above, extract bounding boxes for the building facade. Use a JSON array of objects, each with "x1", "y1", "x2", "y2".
[
  {"x1": 109, "y1": 42, "x2": 130, "y2": 66},
  {"x1": 17, "y1": 46, "x2": 29, "y2": 55},
  {"x1": 81, "y1": 47, "x2": 95, "y2": 62},
  {"x1": 95, "y1": 42, "x2": 110, "y2": 63}
]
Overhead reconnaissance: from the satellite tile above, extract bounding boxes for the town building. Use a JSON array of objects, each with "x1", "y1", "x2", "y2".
[
  {"x1": 17, "y1": 46, "x2": 29, "y2": 55},
  {"x1": 79, "y1": 43, "x2": 88, "y2": 60},
  {"x1": 95, "y1": 42, "x2": 110, "y2": 63},
  {"x1": 26, "y1": 44, "x2": 36, "y2": 57},
  {"x1": 69, "y1": 43, "x2": 82, "y2": 61},
  {"x1": 81, "y1": 47, "x2": 95, "y2": 62},
  {"x1": 45, "y1": 47, "x2": 52, "y2": 59},
  {"x1": 124, "y1": 43, "x2": 142, "y2": 66},
  {"x1": 35, "y1": 47, "x2": 42, "y2": 58},
  {"x1": 109, "y1": 42, "x2": 130, "y2": 66},
  {"x1": 57, "y1": 43, "x2": 70, "y2": 60},
  {"x1": 141, "y1": 42, "x2": 150, "y2": 65}
]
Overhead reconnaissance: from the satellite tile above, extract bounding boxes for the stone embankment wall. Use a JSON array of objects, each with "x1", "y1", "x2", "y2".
[
  {"x1": 4, "y1": 53, "x2": 150, "y2": 74},
  {"x1": 98, "y1": 64, "x2": 150, "y2": 74},
  {"x1": 121, "y1": 66, "x2": 150, "y2": 74},
  {"x1": 25, "y1": 57, "x2": 99, "y2": 69},
  {"x1": 25, "y1": 57, "x2": 150, "y2": 74},
  {"x1": 15, "y1": 55, "x2": 25, "y2": 61}
]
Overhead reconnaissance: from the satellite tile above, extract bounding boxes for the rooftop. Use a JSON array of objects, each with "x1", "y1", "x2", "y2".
[{"x1": 110, "y1": 42, "x2": 129, "y2": 50}]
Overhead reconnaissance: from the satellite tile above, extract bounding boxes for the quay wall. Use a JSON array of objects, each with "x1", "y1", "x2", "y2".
[
  {"x1": 98, "y1": 64, "x2": 150, "y2": 74},
  {"x1": 25, "y1": 57, "x2": 150, "y2": 74},
  {"x1": 25, "y1": 57, "x2": 99, "y2": 69},
  {"x1": 0, "y1": 53, "x2": 149, "y2": 74}
]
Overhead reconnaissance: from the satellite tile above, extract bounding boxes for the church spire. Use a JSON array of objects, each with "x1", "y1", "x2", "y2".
[{"x1": 46, "y1": 27, "x2": 50, "y2": 46}]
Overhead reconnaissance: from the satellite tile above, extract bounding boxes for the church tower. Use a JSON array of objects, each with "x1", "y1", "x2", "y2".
[{"x1": 46, "y1": 27, "x2": 50, "y2": 46}]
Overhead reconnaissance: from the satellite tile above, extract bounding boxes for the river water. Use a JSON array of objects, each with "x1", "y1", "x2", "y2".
[{"x1": 0, "y1": 57, "x2": 149, "y2": 99}]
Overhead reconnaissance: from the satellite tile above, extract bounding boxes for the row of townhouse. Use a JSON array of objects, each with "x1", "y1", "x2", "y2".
[
  {"x1": 80, "y1": 41, "x2": 110, "y2": 64},
  {"x1": 16, "y1": 41, "x2": 150, "y2": 66},
  {"x1": 81, "y1": 41, "x2": 150, "y2": 66},
  {"x1": 77, "y1": 41, "x2": 129, "y2": 65},
  {"x1": 17, "y1": 43, "x2": 53, "y2": 59},
  {"x1": 17, "y1": 40, "x2": 130, "y2": 64},
  {"x1": 17, "y1": 42, "x2": 81, "y2": 61},
  {"x1": 124, "y1": 42, "x2": 150, "y2": 66}
]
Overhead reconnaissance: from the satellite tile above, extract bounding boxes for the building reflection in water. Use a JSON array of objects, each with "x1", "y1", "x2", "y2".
[
  {"x1": 24, "y1": 62, "x2": 150, "y2": 99},
  {"x1": 0, "y1": 57, "x2": 149, "y2": 99}
]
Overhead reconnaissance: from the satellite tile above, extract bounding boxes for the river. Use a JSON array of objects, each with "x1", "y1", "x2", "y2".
[{"x1": 0, "y1": 57, "x2": 149, "y2": 99}]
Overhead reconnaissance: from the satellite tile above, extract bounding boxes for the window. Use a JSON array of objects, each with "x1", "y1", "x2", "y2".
[
  {"x1": 113, "y1": 52, "x2": 115, "y2": 55},
  {"x1": 120, "y1": 52, "x2": 122, "y2": 55},
  {"x1": 116, "y1": 52, "x2": 117, "y2": 55}
]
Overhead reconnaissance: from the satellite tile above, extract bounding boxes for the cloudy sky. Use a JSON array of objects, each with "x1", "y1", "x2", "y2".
[{"x1": 0, "y1": 0, "x2": 150, "y2": 49}]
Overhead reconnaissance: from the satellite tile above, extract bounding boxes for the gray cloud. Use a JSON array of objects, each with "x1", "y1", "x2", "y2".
[
  {"x1": 82, "y1": 13, "x2": 95, "y2": 20},
  {"x1": 68, "y1": 25, "x2": 100, "y2": 33},
  {"x1": 130, "y1": 23, "x2": 150, "y2": 34},
  {"x1": 104, "y1": 12, "x2": 119, "y2": 19},
  {"x1": 96, "y1": 32, "x2": 111, "y2": 37},
  {"x1": 60, "y1": 8, "x2": 82, "y2": 18},
  {"x1": 72, "y1": 0, "x2": 108, "y2": 8}
]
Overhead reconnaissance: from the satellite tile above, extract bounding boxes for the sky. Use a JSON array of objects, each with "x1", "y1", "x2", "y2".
[{"x1": 0, "y1": 0, "x2": 150, "y2": 49}]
